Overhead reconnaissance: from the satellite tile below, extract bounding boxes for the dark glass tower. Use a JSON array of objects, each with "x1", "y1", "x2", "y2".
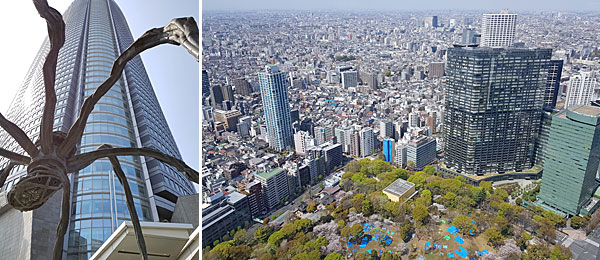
[
  {"x1": 0, "y1": 0, "x2": 195, "y2": 258},
  {"x1": 443, "y1": 47, "x2": 551, "y2": 175},
  {"x1": 543, "y1": 60, "x2": 564, "y2": 111}
]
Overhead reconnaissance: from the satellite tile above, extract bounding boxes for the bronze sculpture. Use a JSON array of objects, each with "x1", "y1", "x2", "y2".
[{"x1": 0, "y1": 1, "x2": 199, "y2": 259}]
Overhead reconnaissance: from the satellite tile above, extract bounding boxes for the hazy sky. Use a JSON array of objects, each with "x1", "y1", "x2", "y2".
[
  {"x1": 0, "y1": 1, "x2": 199, "y2": 175},
  {"x1": 203, "y1": 0, "x2": 600, "y2": 11}
]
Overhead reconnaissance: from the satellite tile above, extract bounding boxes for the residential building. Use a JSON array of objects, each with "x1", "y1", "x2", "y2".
[
  {"x1": 258, "y1": 65, "x2": 294, "y2": 151},
  {"x1": 565, "y1": 71, "x2": 597, "y2": 109},
  {"x1": 245, "y1": 180, "x2": 265, "y2": 217},
  {"x1": 380, "y1": 120, "x2": 394, "y2": 139},
  {"x1": 294, "y1": 131, "x2": 312, "y2": 155},
  {"x1": 255, "y1": 168, "x2": 289, "y2": 209},
  {"x1": 480, "y1": 10, "x2": 517, "y2": 47},
  {"x1": 428, "y1": 62, "x2": 445, "y2": 78},
  {"x1": 407, "y1": 136, "x2": 437, "y2": 170},
  {"x1": 201, "y1": 192, "x2": 251, "y2": 247},
  {"x1": 360, "y1": 127, "x2": 375, "y2": 157},
  {"x1": 233, "y1": 77, "x2": 252, "y2": 96},
  {"x1": 394, "y1": 143, "x2": 408, "y2": 167},
  {"x1": 341, "y1": 70, "x2": 358, "y2": 88}
]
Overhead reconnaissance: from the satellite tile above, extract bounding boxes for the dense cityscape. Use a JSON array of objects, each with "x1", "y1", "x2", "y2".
[{"x1": 202, "y1": 8, "x2": 600, "y2": 260}]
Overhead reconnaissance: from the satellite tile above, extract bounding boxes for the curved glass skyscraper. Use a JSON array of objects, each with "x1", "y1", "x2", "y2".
[{"x1": 0, "y1": 0, "x2": 195, "y2": 259}]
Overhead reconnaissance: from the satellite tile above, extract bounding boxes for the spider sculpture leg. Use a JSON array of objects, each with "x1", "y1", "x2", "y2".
[
  {"x1": 107, "y1": 156, "x2": 149, "y2": 260},
  {"x1": 0, "y1": 161, "x2": 17, "y2": 188},
  {"x1": 0, "y1": 113, "x2": 39, "y2": 157},
  {"x1": 33, "y1": 0, "x2": 66, "y2": 154},
  {"x1": 68, "y1": 146, "x2": 199, "y2": 183},
  {"x1": 59, "y1": 17, "x2": 199, "y2": 157},
  {"x1": 0, "y1": 148, "x2": 31, "y2": 165},
  {"x1": 53, "y1": 178, "x2": 70, "y2": 260}
]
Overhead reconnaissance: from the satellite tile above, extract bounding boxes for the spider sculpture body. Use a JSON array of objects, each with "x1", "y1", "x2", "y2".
[{"x1": 0, "y1": 1, "x2": 199, "y2": 259}]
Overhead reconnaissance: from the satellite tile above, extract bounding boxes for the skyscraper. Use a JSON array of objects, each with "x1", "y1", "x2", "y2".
[
  {"x1": 543, "y1": 60, "x2": 564, "y2": 111},
  {"x1": 444, "y1": 47, "x2": 551, "y2": 175},
  {"x1": 202, "y1": 69, "x2": 210, "y2": 97},
  {"x1": 537, "y1": 106, "x2": 600, "y2": 216},
  {"x1": 233, "y1": 77, "x2": 252, "y2": 96},
  {"x1": 0, "y1": 0, "x2": 196, "y2": 258},
  {"x1": 480, "y1": 10, "x2": 517, "y2": 47},
  {"x1": 565, "y1": 71, "x2": 597, "y2": 109},
  {"x1": 258, "y1": 65, "x2": 293, "y2": 151}
]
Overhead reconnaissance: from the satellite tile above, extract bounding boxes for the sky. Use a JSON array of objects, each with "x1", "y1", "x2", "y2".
[
  {"x1": 0, "y1": 1, "x2": 199, "y2": 178},
  {"x1": 203, "y1": 0, "x2": 600, "y2": 11}
]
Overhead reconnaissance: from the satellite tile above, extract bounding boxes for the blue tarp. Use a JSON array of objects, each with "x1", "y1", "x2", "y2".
[
  {"x1": 373, "y1": 237, "x2": 378, "y2": 242},
  {"x1": 447, "y1": 226, "x2": 459, "y2": 235},
  {"x1": 425, "y1": 242, "x2": 432, "y2": 248},
  {"x1": 353, "y1": 249, "x2": 358, "y2": 253},
  {"x1": 455, "y1": 246, "x2": 469, "y2": 259},
  {"x1": 347, "y1": 241, "x2": 353, "y2": 247},
  {"x1": 447, "y1": 252, "x2": 455, "y2": 258},
  {"x1": 367, "y1": 249, "x2": 372, "y2": 254},
  {"x1": 468, "y1": 229, "x2": 475, "y2": 236},
  {"x1": 481, "y1": 249, "x2": 489, "y2": 255},
  {"x1": 454, "y1": 236, "x2": 465, "y2": 244},
  {"x1": 385, "y1": 238, "x2": 392, "y2": 245}
]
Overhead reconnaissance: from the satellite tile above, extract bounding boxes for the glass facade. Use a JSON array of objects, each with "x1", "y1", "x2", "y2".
[
  {"x1": 443, "y1": 47, "x2": 552, "y2": 175},
  {"x1": 258, "y1": 65, "x2": 293, "y2": 151},
  {"x1": 0, "y1": 0, "x2": 196, "y2": 259}
]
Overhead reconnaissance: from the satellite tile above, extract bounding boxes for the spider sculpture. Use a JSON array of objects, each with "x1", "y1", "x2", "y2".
[{"x1": 0, "y1": 1, "x2": 199, "y2": 259}]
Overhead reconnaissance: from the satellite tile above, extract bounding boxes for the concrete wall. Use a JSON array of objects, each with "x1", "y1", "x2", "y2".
[{"x1": 0, "y1": 190, "x2": 62, "y2": 260}]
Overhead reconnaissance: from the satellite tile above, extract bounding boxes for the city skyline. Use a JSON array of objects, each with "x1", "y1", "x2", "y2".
[{"x1": 203, "y1": 0, "x2": 600, "y2": 12}]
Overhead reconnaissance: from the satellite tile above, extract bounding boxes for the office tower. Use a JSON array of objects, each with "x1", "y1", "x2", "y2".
[
  {"x1": 233, "y1": 77, "x2": 252, "y2": 96},
  {"x1": 543, "y1": 60, "x2": 564, "y2": 111},
  {"x1": 350, "y1": 130, "x2": 361, "y2": 157},
  {"x1": 424, "y1": 16, "x2": 438, "y2": 28},
  {"x1": 258, "y1": 65, "x2": 294, "y2": 151},
  {"x1": 360, "y1": 127, "x2": 375, "y2": 157},
  {"x1": 383, "y1": 138, "x2": 395, "y2": 163},
  {"x1": 220, "y1": 84, "x2": 234, "y2": 102},
  {"x1": 394, "y1": 143, "x2": 408, "y2": 167},
  {"x1": 202, "y1": 69, "x2": 210, "y2": 97},
  {"x1": 214, "y1": 109, "x2": 242, "y2": 132},
  {"x1": 341, "y1": 70, "x2": 358, "y2": 88},
  {"x1": 245, "y1": 180, "x2": 265, "y2": 217},
  {"x1": 461, "y1": 28, "x2": 479, "y2": 45},
  {"x1": 537, "y1": 106, "x2": 600, "y2": 215},
  {"x1": 210, "y1": 85, "x2": 224, "y2": 108},
  {"x1": 256, "y1": 168, "x2": 289, "y2": 210},
  {"x1": 0, "y1": 0, "x2": 197, "y2": 258},
  {"x1": 294, "y1": 131, "x2": 312, "y2": 155},
  {"x1": 408, "y1": 112, "x2": 420, "y2": 128},
  {"x1": 444, "y1": 47, "x2": 551, "y2": 175},
  {"x1": 315, "y1": 126, "x2": 334, "y2": 145},
  {"x1": 407, "y1": 136, "x2": 437, "y2": 170},
  {"x1": 565, "y1": 71, "x2": 597, "y2": 109},
  {"x1": 380, "y1": 120, "x2": 394, "y2": 139},
  {"x1": 480, "y1": 10, "x2": 517, "y2": 47},
  {"x1": 428, "y1": 62, "x2": 445, "y2": 79}
]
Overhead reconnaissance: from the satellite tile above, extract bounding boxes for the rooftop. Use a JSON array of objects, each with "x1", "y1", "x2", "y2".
[
  {"x1": 383, "y1": 178, "x2": 415, "y2": 197},
  {"x1": 572, "y1": 106, "x2": 600, "y2": 117},
  {"x1": 256, "y1": 167, "x2": 284, "y2": 180}
]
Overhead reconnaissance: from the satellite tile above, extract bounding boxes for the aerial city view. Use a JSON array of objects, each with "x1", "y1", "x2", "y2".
[{"x1": 201, "y1": 0, "x2": 600, "y2": 259}]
